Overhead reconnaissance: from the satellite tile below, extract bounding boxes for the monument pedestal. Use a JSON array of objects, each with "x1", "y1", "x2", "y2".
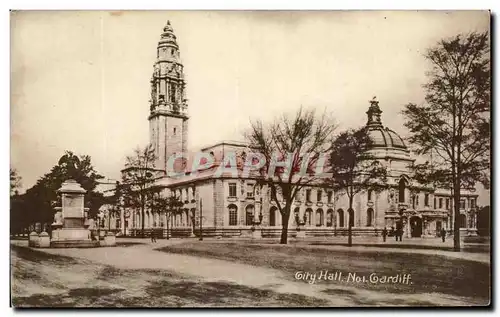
[
  {"x1": 296, "y1": 226, "x2": 306, "y2": 238},
  {"x1": 49, "y1": 180, "x2": 99, "y2": 248},
  {"x1": 251, "y1": 227, "x2": 262, "y2": 239}
]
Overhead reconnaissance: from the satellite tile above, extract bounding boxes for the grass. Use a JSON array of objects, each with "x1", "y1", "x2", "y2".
[
  {"x1": 10, "y1": 245, "x2": 328, "y2": 307},
  {"x1": 158, "y1": 241, "x2": 491, "y2": 304}
]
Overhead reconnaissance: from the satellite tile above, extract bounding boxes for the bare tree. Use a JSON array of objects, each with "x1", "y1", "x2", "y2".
[
  {"x1": 121, "y1": 144, "x2": 159, "y2": 238},
  {"x1": 402, "y1": 32, "x2": 490, "y2": 252},
  {"x1": 246, "y1": 107, "x2": 336, "y2": 244},
  {"x1": 328, "y1": 127, "x2": 387, "y2": 246}
]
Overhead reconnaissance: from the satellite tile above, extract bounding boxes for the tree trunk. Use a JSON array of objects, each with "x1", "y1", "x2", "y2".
[
  {"x1": 453, "y1": 160, "x2": 462, "y2": 252},
  {"x1": 348, "y1": 195, "x2": 353, "y2": 247},
  {"x1": 280, "y1": 207, "x2": 290, "y2": 244}
]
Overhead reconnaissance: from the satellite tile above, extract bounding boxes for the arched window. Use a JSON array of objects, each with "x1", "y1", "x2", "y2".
[
  {"x1": 366, "y1": 208, "x2": 374, "y2": 227},
  {"x1": 269, "y1": 206, "x2": 277, "y2": 226},
  {"x1": 228, "y1": 204, "x2": 238, "y2": 226},
  {"x1": 399, "y1": 179, "x2": 406, "y2": 203},
  {"x1": 316, "y1": 209, "x2": 324, "y2": 226},
  {"x1": 459, "y1": 214, "x2": 467, "y2": 228},
  {"x1": 305, "y1": 208, "x2": 313, "y2": 226},
  {"x1": 326, "y1": 209, "x2": 333, "y2": 227},
  {"x1": 348, "y1": 208, "x2": 355, "y2": 227},
  {"x1": 245, "y1": 205, "x2": 255, "y2": 226},
  {"x1": 294, "y1": 207, "x2": 300, "y2": 225},
  {"x1": 337, "y1": 209, "x2": 344, "y2": 228}
]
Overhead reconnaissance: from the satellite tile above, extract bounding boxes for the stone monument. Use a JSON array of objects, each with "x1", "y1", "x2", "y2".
[{"x1": 49, "y1": 179, "x2": 99, "y2": 248}]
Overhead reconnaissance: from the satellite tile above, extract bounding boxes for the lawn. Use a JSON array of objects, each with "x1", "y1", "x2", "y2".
[
  {"x1": 158, "y1": 241, "x2": 491, "y2": 306},
  {"x1": 10, "y1": 245, "x2": 328, "y2": 307}
]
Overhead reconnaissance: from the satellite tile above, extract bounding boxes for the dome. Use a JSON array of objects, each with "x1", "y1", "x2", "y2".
[
  {"x1": 367, "y1": 127, "x2": 407, "y2": 149},
  {"x1": 365, "y1": 97, "x2": 407, "y2": 151}
]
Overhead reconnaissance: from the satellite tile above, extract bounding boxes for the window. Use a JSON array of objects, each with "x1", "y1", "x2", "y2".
[
  {"x1": 412, "y1": 195, "x2": 416, "y2": 209},
  {"x1": 424, "y1": 194, "x2": 429, "y2": 206},
  {"x1": 316, "y1": 210, "x2": 324, "y2": 226},
  {"x1": 470, "y1": 198, "x2": 476, "y2": 209},
  {"x1": 317, "y1": 190, "x2": 322, "y2": 202},
  {"x1": 269, "y1": 207, "x2": 277, "y2": 226},
  {"x1": 247, "y1": 184, "x2": 254, "y2": 198},
  {"x1": 446, "y1": 198, "x2": 450, "y2": 210},
  {"x1": 398, "y1": 179, "x2": 406, "y2": 203},
  {"x1": 228, "y1": 205, "x2": 237, "y2": 226},
  {"x1": 337, "y1": 209, "x2": 344, "y2": 228},
  {"x1": 460, "y1": 199, "x2": 466, "y2": 209},
  {"x1": 228, "y1": 183, "x2": 237, "y2": 197},
  {"x1": 433, "y1": 197, "x2": 437, "y2": 209},
  {"x1": 326, "y1": 210, "x2": 333, "y2": 227},
  {"x1": 245, "y1": 205, "x2": 254, "y2": 225},
  {"x1": 173, "y1": 127, "x2": 177, "y2": 135},
  {"x1": 306, "y1": 189, "x2": 312, "y2": 202},
  {"x1": 416, "y1": 195, "x2": 420, "y2": 207},
  {"x1": 366, "y1": 208, "x2": 374, "y2": 226},
  {"x1": 439, "y1": 198, "x2": 443, "y2": 209},
  {"x1": 327, "y1": 191, "x2": 333, "y2": 203},
  {"x1": 459, "y1": 214, "x2": 467, "y2": 228},
  {"x1": 348, "y1": 209, "x2": 354, "y2": 227},
  {"x1": 306, "y1": 209, "x2": 313, "y2": 225},
  {"x1": 368, "y1": 189, "x2": 373, "y2": 201}
]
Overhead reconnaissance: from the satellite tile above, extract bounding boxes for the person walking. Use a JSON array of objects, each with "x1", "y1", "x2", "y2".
[
  {"x1": 382, "y1": 227, "x2": 388, "y2": 242},
  {"x1": 150, "y1": 230, "x2": 156, "y2": 243},
  {"x1": 441, "y1": 227, "x2": 446, "y2": 243}
]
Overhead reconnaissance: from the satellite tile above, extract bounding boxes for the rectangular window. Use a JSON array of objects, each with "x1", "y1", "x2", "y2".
[
  {"x1": 306, "y1": 189, "x2": 311, "y2": 202},
  {"x1": 247, "y1": 184, "x2": 254, "y2": 198},
  {"x1": 424, "y1": 194, "x2": 429, "y2": 207},
  {"x1": 470, "y1": 198, "x2": 476, "y2": 208},
  {"x1": 439, "y1": 198, "x2": 443, "y2": 209},
  {"x1": 228, "y1": 183, "x2": 237, "y2": 197},
  {"x1": 327, "y1": 191, "x2": 333, "y2": 203},
  {"x1": 460, "y1": 199, "x2": 466, "y2": 209},
  {"x1": 433, "y1": 197, "x2": 436, "y2": 209},
  {"x1": 446, "y1": 198, "x2": 450, "y2": 210},
  {"x1": 317, "y1": 190, "x2": 322, "y2": 202},
  {"x1": 368, "y1": 189, "x2": 373, "y2": 201},
  {"x1": 416, "y1": 195, "x2": 420, "y2": 207}
]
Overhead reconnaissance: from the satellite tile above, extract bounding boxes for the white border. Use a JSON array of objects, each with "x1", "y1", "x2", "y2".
[{"x1": 3, "y1": 1, "x2": 497, "y2": 316}]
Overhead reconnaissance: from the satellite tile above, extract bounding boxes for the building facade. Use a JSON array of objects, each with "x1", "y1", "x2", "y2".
[{"x1": 117, "y1": 22, "x2": 479, "y2": 239}]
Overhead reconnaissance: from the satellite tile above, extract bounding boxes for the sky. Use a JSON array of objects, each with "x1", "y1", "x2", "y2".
[{"x1": 10, "y1": 10, "x2": 490, "y2": 202}]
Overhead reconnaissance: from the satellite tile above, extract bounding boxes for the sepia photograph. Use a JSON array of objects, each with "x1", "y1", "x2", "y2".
[{"x1": 9, "y1": 10, "x2": 491, "y2": 308}]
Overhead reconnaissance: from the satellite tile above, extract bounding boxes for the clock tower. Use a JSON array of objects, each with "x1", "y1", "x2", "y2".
[{"x1": 148, "y1": 21, "x2": 189, "y2": 174}]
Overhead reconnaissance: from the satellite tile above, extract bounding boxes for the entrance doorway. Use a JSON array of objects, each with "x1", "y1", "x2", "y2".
[{"x1": 410, "y1": 216, "x2": 422, "y2": 237}]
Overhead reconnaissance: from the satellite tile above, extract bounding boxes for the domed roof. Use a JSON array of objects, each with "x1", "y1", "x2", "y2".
[
  {"x1": 365, "y1": 97, "x2": 407, "y2": 150},
  {"x1": 367, "y1": 127, "x2": 407, "y2": 149}
]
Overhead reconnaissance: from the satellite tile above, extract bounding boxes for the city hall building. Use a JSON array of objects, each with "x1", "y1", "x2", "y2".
[{"x1": 106, "y1": 22, "x2": 479, "y2": 239}]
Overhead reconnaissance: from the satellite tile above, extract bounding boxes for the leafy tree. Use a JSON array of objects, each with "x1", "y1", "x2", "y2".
[
  {"x1": 328, "y1": 127, "x2": 387, "y2": 246},
  {"x1": 10, "y1": 168, "x2": 22, "y2": 196},
  {"x1": 12, "y1": 151, "x2": 105, "y2": 233},
  {"x1": 246, "y1": 107, "x2": 336, "y2": 244},
  {"x1": 121, "y1": 144, "x2": 159, "y2": 238},
  {"x1": 402, "y1": 32, "x2": 490, "y2": 252},
  {"x1": 149, "y1": 190, "x2": 184, "y2": 239}
]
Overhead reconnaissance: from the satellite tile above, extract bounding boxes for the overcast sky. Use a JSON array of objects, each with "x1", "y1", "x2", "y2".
[{"x1": 11, "y1": 11, "x2": 489, "y2": 198}]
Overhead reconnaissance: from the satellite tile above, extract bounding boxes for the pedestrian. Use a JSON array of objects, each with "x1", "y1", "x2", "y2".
[
  {"x1": 441, "y1": 227, "x2": 446, "y2": 243},
  {"x1": 151, "y1": 230, "x2": 156, "y2": 243},
  {"x1": 382, "y1": 227, "x2": 387, "y2": 242}
]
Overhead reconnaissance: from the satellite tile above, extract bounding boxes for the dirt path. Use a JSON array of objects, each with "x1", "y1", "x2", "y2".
[{"x1": 11, "y1": 240, "x2": 486, "y2": 306}]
